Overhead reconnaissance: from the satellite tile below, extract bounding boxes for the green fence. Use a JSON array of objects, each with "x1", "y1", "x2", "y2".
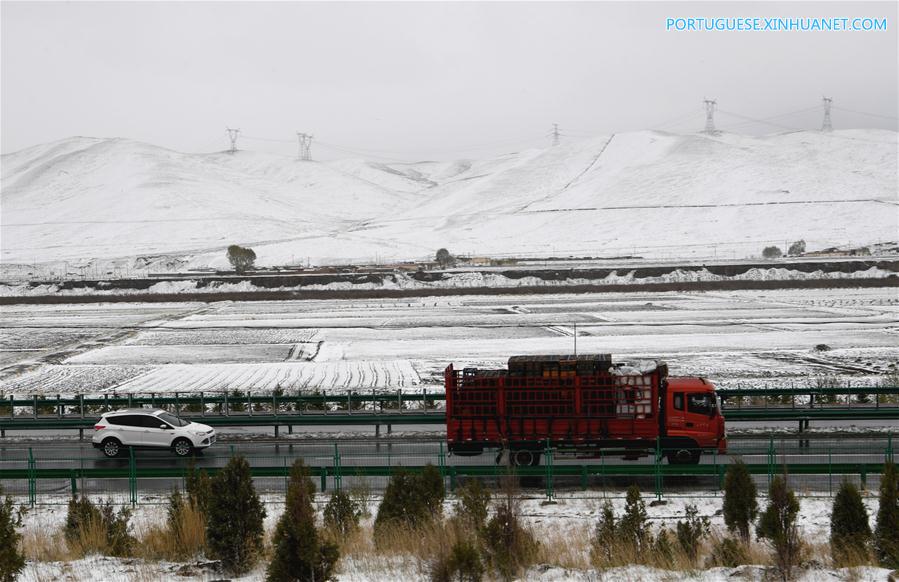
[
  {"x1": 1, "y1": 435, "x2": 893, "y2": 507},
  {"x1": 2, "y1": 386, "x2": 897, "y2": 436}
]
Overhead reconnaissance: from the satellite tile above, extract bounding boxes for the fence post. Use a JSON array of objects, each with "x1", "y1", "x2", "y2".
[
  {"x1": 320, "y1": 467, "x2": 327, "y2": 493},
  {"x1": 828, "y1": 447, "x2": 833, "y2": 496},
  {"x1": 544, "y1": 439, "x2": 554, "y2": 502},
  {"x1": 129, "y1": 446, "x2": 137, "y2": 506},
  {"x1": 654, "y1": 437, "x2": 662, "y2": 501},
  {"x1": 70, "y1": 472, "x2": 78, "y2": 498},
  {"x1": 767, "y1": 436, "x2": 775, "y2": 487},
  {"x1": 333, "y1": 442, "x2": 342, "y2": 492},
  {"x1": 27, "y1": 447, "x2": 35, "y2": 507},
  {"x1": 438, "y1": 441, "x2": 446, "y2": 482}
]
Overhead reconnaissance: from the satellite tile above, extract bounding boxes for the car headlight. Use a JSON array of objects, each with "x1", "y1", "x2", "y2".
[{"x1": 190, "y1": 430, "x2": 207, "y2": 436}]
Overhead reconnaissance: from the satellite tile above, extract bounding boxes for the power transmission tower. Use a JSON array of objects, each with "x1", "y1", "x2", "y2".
[
  {"x1": 296, "y1": 132, "x2": 314, "y2": 161},
  {"x1": 226, "y1": 127, "x2": 241, "y2": 153},
  {"x1": 822, "y1": 97, "x2": 833, "y2": 132},
  {"x1": 703, "y1": 99, "x2": 717, "y2": 133},
  {"x1": 552, "y1": 123, "x2": 560, "y2": 146}
]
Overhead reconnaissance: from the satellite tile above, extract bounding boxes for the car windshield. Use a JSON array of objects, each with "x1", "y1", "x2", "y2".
[{"x1": 157, "y1": 412, "x2": 189, "y2": 427}]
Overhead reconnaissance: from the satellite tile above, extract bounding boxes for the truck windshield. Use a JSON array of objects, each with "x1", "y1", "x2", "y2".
[{"x1": 687, "y1": 393, "x2": 716, "y2": 416}]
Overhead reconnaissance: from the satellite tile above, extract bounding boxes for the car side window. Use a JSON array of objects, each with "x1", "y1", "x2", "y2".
[
  {"x1": 109, "y1": 415, "x2": 139, "y2": 427},
  {"x1": 673, "y1": 393, "x2": 684, "y2": 411},
  {"x1": 687, "y1": 394, "x2": 711, "y2": 415},
  {"x1": 140, "y1": 415, "x2": 167, "y2": 429}
]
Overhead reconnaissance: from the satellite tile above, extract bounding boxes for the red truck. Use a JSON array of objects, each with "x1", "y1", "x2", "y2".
[{"x1": 445, "y1": 354, "x2": 726, "y2": 465}]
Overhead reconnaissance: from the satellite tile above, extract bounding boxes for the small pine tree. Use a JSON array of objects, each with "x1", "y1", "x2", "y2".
[
  {"x1": 723, "y1": 459, "x2": 759, "y2": 541},
  {"x1": 455, "y1": 479, "x2": 491, "y2": 534},
  {"x1": 184, "y1": 461, "x2": 211, "y2": 515},
  {"x1": 830, "y1": 480, "x2": 872, "y2": 566},
  {"x1": 756, "y1": 475, "x2": 801, "y2": 580},
  {"x1": 875, "y1": 461, "x2": 899, "y2": 567},
  {"x1": 618, "y1": 485, "x2": 649, "y2": 551},
  {"x1": 419, "y1": 463, "x2": 446, "y2": 516},
  {"x1": 676, "y1": 504, "x2": 711, "y2": 562},
  {"x1": 0, "y1": 485, "x2": 25, "y2": 582},
  {"x1": 375, "y1": 467, "x2": 443, "y2": 534},
  {"x1": 323, "y1": 489, "x2": 361, "y2": 536},
  {"x1": 483, "y1": 478, "x2": 538, "y2": 581},
  {"x1": 590, "y1": 500, "x2": 617, "y2": 565},
  {"x1": 207, "y1": 455, "x2": 266, "y2": 575},
  {"x1": 267, "y1": 459, "x2": 339, "y2": 582},
  {"x1": 430, "y1": 538, "x2": 484, "y2": 582}
]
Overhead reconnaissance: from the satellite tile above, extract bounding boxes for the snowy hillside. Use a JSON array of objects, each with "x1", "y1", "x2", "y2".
[{"x1": 1, "y1": 130, "x2": 896, "y2": 269}]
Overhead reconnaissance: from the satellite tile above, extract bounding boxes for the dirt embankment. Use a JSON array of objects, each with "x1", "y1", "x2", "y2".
[{"x1": 1, "y1": 274, "x2": 896, "y2": 305}]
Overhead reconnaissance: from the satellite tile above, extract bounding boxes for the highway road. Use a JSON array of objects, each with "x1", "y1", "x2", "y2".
[{"x1": 1, "y1": 434, "x2": 893, "y2": 497}]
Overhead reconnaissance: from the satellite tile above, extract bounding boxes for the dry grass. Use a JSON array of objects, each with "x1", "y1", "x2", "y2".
[
  {"x1": 67, "y1": 514, "x2": 112, "y2": 558},
  {"x1": 135, "y1": 503, "x2": 206, "y2": 561},
  {"x1": 20, "y1": 529, "x2": 74, "y2": 562}
]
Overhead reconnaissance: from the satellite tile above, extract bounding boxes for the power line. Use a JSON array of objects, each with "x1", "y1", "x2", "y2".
[{"x1": 832, "y1": 106, "x2": 898, "y2": 121}]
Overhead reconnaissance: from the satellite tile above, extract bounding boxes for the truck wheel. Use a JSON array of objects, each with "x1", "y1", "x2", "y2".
[
  {"x1": 667, "y1": 449, "x2": 701, "y2": 465},
  {"x1": 511, "y1": 449, "x2": 541, "y2": 467}
]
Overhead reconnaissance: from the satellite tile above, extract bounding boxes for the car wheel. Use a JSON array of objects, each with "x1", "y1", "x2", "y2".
[
  {"x1": 173, "y1": 438, "x2": 193, "y2": 457},
  {"x1": 102, "y1": 438, "x2": 122, "y2": 458}
]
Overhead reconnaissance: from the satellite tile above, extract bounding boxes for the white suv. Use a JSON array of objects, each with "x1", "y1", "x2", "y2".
[{"x1": 92, "y1": 409, "x2": 216, "y2": 458}]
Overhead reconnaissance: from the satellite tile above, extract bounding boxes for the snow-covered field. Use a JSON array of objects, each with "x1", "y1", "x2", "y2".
[
  {"x1": 2, "y1": 129, "x2": 896, "y2": 270},
  {"x1": 13, "y1": 492, "x2": 895, "y2": 581},
  {"x1": 1, "y1": 287, "x2": 896, "y2": 396}
]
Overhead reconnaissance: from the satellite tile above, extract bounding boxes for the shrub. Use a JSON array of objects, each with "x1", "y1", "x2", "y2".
[
  {"x1": 875, "y1": 461, "x2": 899, "y2": 567},
  {"x1": 267, "y1": 459, "x2": 339, "y2": 582},
  {"x1": 455, "y1": 479, "x2": 491, "y2": 534},
  {"x1": 430, "y1": 538, "x2": 484, "y2": 582},
  {"x1": 375, "y1": 465, "x2": 444, "y2": 533},
  {"x1": 675, "y1": 504, "x2": 711, "y2": 562},
  {"x1": 618, "y1": 485, "x2": 649, "y2": 552},
  {"x1": 323, "y1": 489, "x2": 361, "y2": 536},
  {"x1": 436, "y1": 248, "x2": 455, "y2": 268},
  {"x1": 756, "y1": 475, "x2": 801, "y2": 580},
  {"x1": 165, "y1": 488, "x2": 206, "y2": 559},
  {"x1": 831, "y1": 480, "x2": 872, "y2": 566},
  {"x1": 762, "y1": 246, "x2": 783, "y2": 259},
  {"x1": 787, "y1": 240, "x2": 806, "y2": 256},
  {"x1": 0, "y1": 485, "x2": 25, "y2": 582},
  {"x1": 723, "y1": 459, "x2": 758, "y2": 541},
  {"x1": 227, "y1": 245, "x2": 256, "y2": 273},
  {"x1": 207, "y1": 455, "x2": 266, "y2": 575},
  {"x1": 64, "y1": 496, "x2": 134, "y2": 557},
  {"x1": 483, "y1": 481, "x2": 538, "y2": 580},
  {"x1": 705, "y1": 535, "x2": 750, "y2": 568}
]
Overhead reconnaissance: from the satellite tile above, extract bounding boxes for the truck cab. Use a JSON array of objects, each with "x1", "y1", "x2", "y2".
[{"x1": 664, "y1": 377, "x2": 727, "y2": 463}]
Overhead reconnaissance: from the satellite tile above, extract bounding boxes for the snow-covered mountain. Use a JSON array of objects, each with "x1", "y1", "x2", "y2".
[{"x1": 1, "y1": 130, "x2": 896, "y2": 269}]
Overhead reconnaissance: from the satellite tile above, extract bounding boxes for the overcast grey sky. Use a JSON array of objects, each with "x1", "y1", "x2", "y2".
[{"x1": 2, "y1": 1, "x2": 896, "y2": 161}]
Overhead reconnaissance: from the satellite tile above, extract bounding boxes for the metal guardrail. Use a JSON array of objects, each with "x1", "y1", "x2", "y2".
[
  {"x1": 2, "y1": 436, "x2": 894, "y2": 507},
  {"x1": 1, "y1": 387, "x2": 896, "y2": 435}
]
